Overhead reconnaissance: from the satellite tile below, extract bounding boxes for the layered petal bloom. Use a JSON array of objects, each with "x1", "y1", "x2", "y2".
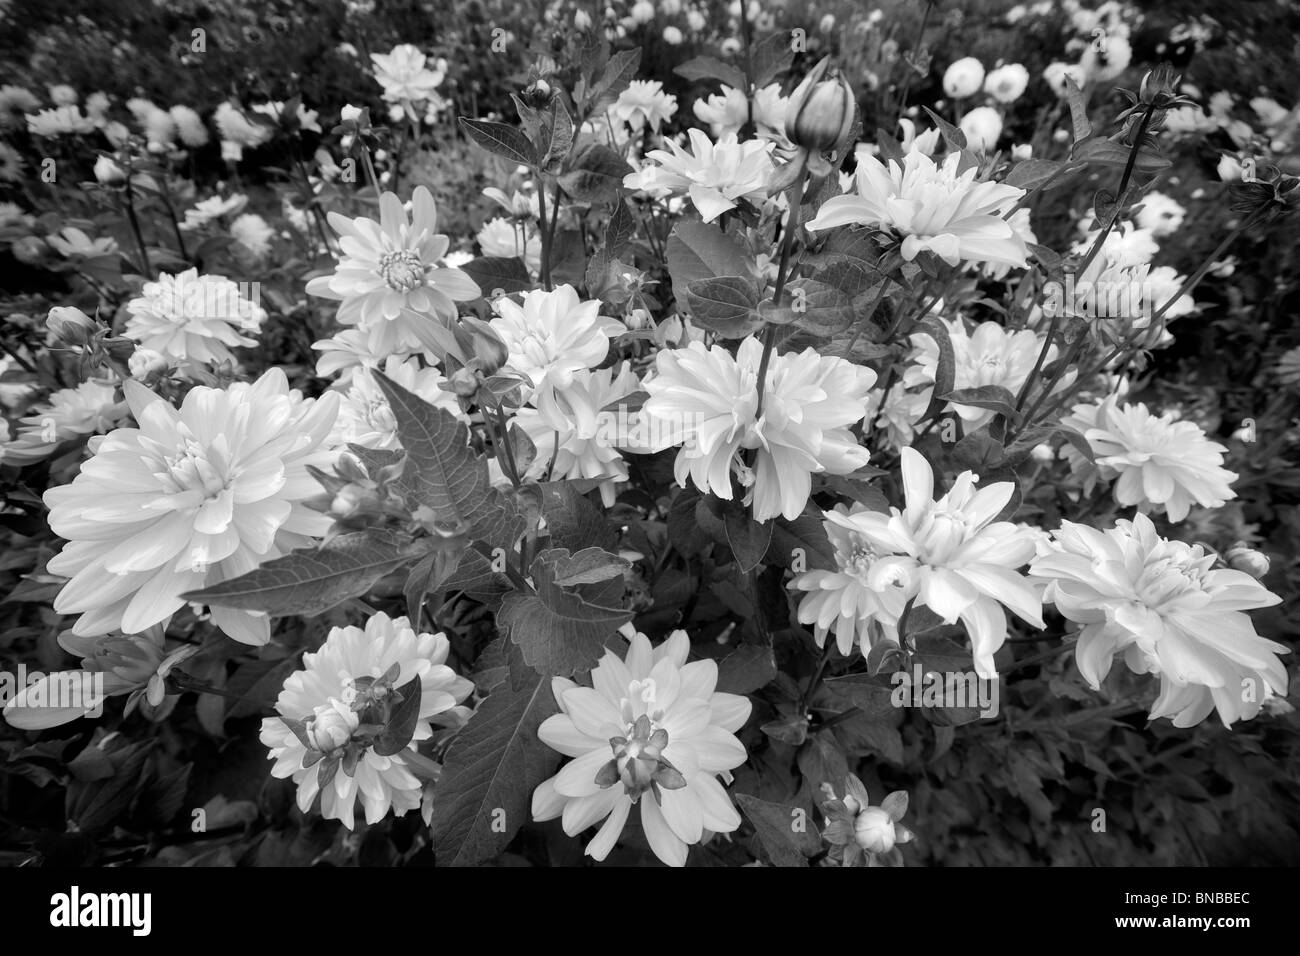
[
  {"x1": 123, "y1": 269, "x2": 266, "y2": 369},
  {"x1": 1029, "y1": 515, "x2": 1288, "y2": 727},
  {"x1": 512, "y1": 363, "x2": 643, "y2": 506},
  {"x1": 476, "y1": 217, "x2": 541, "y2": 273},
  {"x1": 370, "y1": 45, "x2": 446, "y2": 104},
  {"x1": 2, "y1": 380, "x2": 128, "y2": 464},
  {"x1": 641, "y1": 337, "x2": 876, "y2": 521},
  {"x1": 43, "y1": 368, "x2": 340, "y2": 645},
  {"x1": 2, "y1": 625, "x2": 195, "y2": 729},
  {"x1": 610, "y1": 79, "x2": 678, "y2": 133},
  {"x1": 332, "y1": 354, "x2": 462, "y2": 451},
  {"x1": 531, "y1": 628, "x2": 751, "y2": 866},
  {"x1": 806, "y1": 151, "x2": 1031, "y2": 269},
  {"x1": 306, "y1": 186, "x2": 481, "y2": 356},
  {"x1": 625, "y1": 129, "x2": 775, "y2": 223},
  {"x1": 797, "y1": 448, "x2": 1044, "y2": 676},
  {"x1": 904, "y1": 318, "x2": 1072, "y2": 432},
  {"x1": 260, "y1": 612, "x2": 473, "y2": 829},
  {"x1": 489, "y1": 284, "x2": 622, "y2": 393},
  {"x1": 1061, "y1": 395, "x2": 1237, "y2": 522}
]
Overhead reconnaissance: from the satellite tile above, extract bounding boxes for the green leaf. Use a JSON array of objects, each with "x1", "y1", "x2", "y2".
[
  {"x1": 182, "y1": 531, "x2": 412, "y2": 616},
  {"x1": 373, "y1": 677, "x2": 423, "y2": 756},
  {"x1": 539, "y1": 97, "x2": 574, "y2": 174},
  {"x1": 684, "y1": 275, "x2": 764, "y2": 337},
  {"x1": 716, "y1": 644, "x2": 777, "y2": 694},
  {"x1": 1004, "y1": 158, "x2": 1065, "y2": 190},
  {"x1": 765, "y1": 509, "x2": 839, "y2": 572},
  {"x1": 459, "y1": 118, "x2": 538, "y2": 166},
  {"x1": 373, "y1": 371, "x2": 524, "y2": 550},
  {"x1": 588, "y1": 48, "x2": 642, "y2": 115},
  {"x1": 461, "y1": 256, "x2": 532, "y2": 296},
  {"x1": 922, "y1": 106, "x2": 967, "y2": 151},
  {"x1": 939, "y1": 385, "x2": 1024, "y2": 424},
  {"x1": 1073, "y1": 136, "x2": 1171, "y2": 172},
  {"x1": 665, "y1": 220, "x2": 751, "y2": 308},
  {"x1": 779, "y1": 278, "x2": 856, "y2": 335},
  {"x1": 1063, "y1": 75, "x2": 1092, "y2": 143},
  {"x1": 497, "y1": 549, "x2": 633, "y2": 676},
  {"x1": 734, "y1": 793, "x2": 820, "y2": 867},
  {"x1": 674, "y1": 55, "x2": 746, "y2": 89},
  {"x1": 820, "y1": 674, "x2": 898, "y2": 719},
  {"x1": 432, "y1": 667, "x2": 561, "y2": 866},
  {"x1": 749, "y1": 32, "x2": 795, "y2": 87},
  {"x1": 723, "y1": 510, "x2": 773, "y2": 573},
  {"x1": 558, "y1": 142, "x2": 632, "y2": 204},
  {"x1": 915, "y1": 317, "x2": 957, "y2": 423},
  {"x1": 538, "y1": 481, "x2": 616, "y2": 552},
  {"x1": 951, "y1": 428, "x2": 1007, "y2": 472},
  {"x1": 548, "y1": 546, "x2": 629, "y2": 586}
]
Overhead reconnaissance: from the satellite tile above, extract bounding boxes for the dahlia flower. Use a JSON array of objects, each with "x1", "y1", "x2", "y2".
[
  {"x1": 641, "y1": 337, "x2": 876, "y2": 522},
  {"x1": 260, "y1": 612, "x2": 473, "y2": 829},
  {"x1": 806, "y1": 151, "x2": 1031, "y2": 269},
  {"x1": 2, "y1": 625, "x2": 195, "y2": 729},
  {"x1": 819, "y1": 774, "x2": 914, "y2": 867},
  {"x1": 332, "y1": 354, "x2": 462, "y2": 451},
  {"x1": 790, "y1": 503, "x2": 905, "y2": 655},
  {"x1": 512, "y1": 363, "x2": 643, "y2": 505},
  {"x1": 1134, "y1": 191, "x2": 1186, "y2": 238},
  {"x1": 610, "y1": 80, "x2": 678, "y2": 133},
  {"x1": 1061, "y1": 395, "x2": 1237, "y2": 522},
  {"x1": 1029, "y1": 515, "x2": 1288, "y2": 727},
  {"x1": 624, "y1": 129, "x2": 775, "y2": 223},
  {"x1": 984, "y1": 63, "x2": 1030, "y2": 103},
  {"x1": 960, "y1": 106, "x2": 1003, "y2": 153},
  {"x1": 180, "y1": 194, "x2": 248, "y2": 231},
  {"x1": 489, "y1": 284, "x2": 623, "y2": 393},
  {"x1": 26, "y1": 105, "x2": 95, "y2": 137},
  {"x1": 213, "y1": 101, "x2": 271, "y2": 148},
  {"x1": 799, "y1": 447, "x2": 1044, "y2": 676},
  {"x1": 476, "y1": 217, "x2": 541, "y2": 273},
  {"x1": 251, "y1": 100, "x2": 321, "y2": 134},
  {"x1": 230, "y1": 213, "x2": 274, "y2": 259},
  {"x1": 43, "y1": 368, "x2": 339, "y2": 645},
  {"x1": 904, "y1": 318, "x2": 1072, "y2": 431},
  {"x1": 2, "y1": 380, "x2": 128, "y2": 464},
  {"x1": 531, "y1": 627, "x2": 751, "y2": 867},
  {"x1": 123, "y1": 268, "x2": 266, "y2": 369},
  {"x1": 371, "y1": 45, "x2": 447, "y2": 105},
  {"x1": 943, "y1": 57, "x2": 986, "y2": 98},
  {"x1": 693, "y1": 83, "x2": 789, "y2": 144},
  {"x1": 312, "y1": 327, "x2": 437, "y2": 384},
  {"x1": 306, "y1": 186, "x2": 481, "y2": 356},
  {"x1": 169, "y1": 105, "x2": 209, "y2": 148}
]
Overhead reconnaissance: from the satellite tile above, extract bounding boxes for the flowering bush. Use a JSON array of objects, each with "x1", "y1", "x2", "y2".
[{"x1": 0, "y1": 0, "x2": 1298, "y2": 869}]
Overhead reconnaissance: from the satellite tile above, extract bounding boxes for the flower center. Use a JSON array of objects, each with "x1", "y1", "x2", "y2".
[
  {"x1": 594, "y1": 712, "x2": 686, "y2": 803},
  {"x1": 377, "y1": 249, "x2": 427, "y2": 292},
  {"x1": 158, "y1": 437, "x2": 229, "y2": 499}
]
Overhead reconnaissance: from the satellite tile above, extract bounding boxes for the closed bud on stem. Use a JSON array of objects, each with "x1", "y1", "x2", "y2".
[
  {"x1": 46, "y1": 306, "x2": 97, "y2": 346},
  {"x1": 785, "y1": 57, "x2": 856, "y2": 155},
  {"x1": 853, "y1": 806, "x2": 897, "y2": 853},
  {"x1": 93, "y1": 155, "x2": 127, "y2": 186},
  {"x1": 1225, "y1": 543, "x2": 1270, "y2": 579},
  {"x1": 461, "y1": 316, "x2": 510, "y2": 376}
]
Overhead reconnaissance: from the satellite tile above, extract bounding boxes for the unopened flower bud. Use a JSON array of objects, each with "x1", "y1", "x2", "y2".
[
  {"x1": 461, "y1": 316, "x2": 509, "y2": 375},
  {"x1": 448, "y1": 366, "x2": 482, "y2": 398},
  {"x1": 340, "y1": 104, "x2": 363, "y2": 124},
  {"x1": 853, "y1": 806, "x2": 897, "y2": 853},
  {"x1": 46, "y1": 306, "x2": 97, "y2": 346},
  {"x1": 128, "y1": 347, "x2": 168, "y2": 380},
  {"x1": 1225, "y1": 544, "x2": 1270, "y2": 579},
  {"x1": 785, "y1": 58, "x2": 856, "y2": 154},
  {"x1": 308, "y1": 699, "x2": 359, "y2": 752},
  {"x1": 93, "y1": 155, "x2": 127, "y2": 185}
]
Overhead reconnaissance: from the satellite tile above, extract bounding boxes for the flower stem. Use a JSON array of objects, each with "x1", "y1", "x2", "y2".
[{"x1": 754, "y1": 173, "x2": 808, "y2": 418}]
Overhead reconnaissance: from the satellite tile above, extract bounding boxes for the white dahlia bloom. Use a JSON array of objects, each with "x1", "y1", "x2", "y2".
[
  {"x1": 43, "y1": 368, "x2": 340, "y2": 645},
  {"x1": 476, "y1": 216, "x2": 541, "y2": 273},
  {"x1": 692, "y1": 85, "x2": 749, "y2": 138},
  {"x1": 513, "y1": 363, "x2": 643, "y2": 506},
  {"x1": 624, "y1": 129, "x2": 775, "y2": 223},
  {"x1": 641, "y1": 337, "x2": 875, "y2": 522},
  {"x1": 610, "y1": 79, "x2": 678, "y2": 133},
  {"x1": 332, "y1": 354, "x2": 461, "y2": 450},
  {"x1": 532, "y1": 628, "x2": 751, "y2": 867},
  {"x1": 959, "y1": 105, "x2": 1003, "y2": 153},
  {"x1": 260, "y1": 612, "x2": 473, "y2": 829},
  {"x1": 230, "y1": 213, "x2": 274, "y2": 259},
  {"x1": 943, "y1": 57, "x2": 986, "y2": 98},
  {"x1": 213, "y1": 101, "x2": 271, "y2": 148},
  {"x1": 489, "y1": 284, "x2": 623, "y2": 393},
  {"x1": 904, "y1": 318, "x2": 1073, "y2": 432},
  {"x1": 306, "y1": 187, "x2": 481, "y2": 356},
  {"x1": 807, "y1": 151, "x2": 1031, "y2": 269},
  {"x1": 984, "y1": 63, "x2": 1030, "y2": 103},
  {"x1": 2, "y1": 380, "x2": 129, "y2": 464},
  {"x1": 180, "y1": 194, "x2": 248, "y2": 231},
  {"x1": 169, "y1": 105, "x2": 209, "y2": 148},
  {"x1": 790, "y1": 503, "x2": 906, "y2": 654},
  {"x1": 252, "y1": 100, "x2": 321, "y2": 134},
  {"x1": 26, "y1": 105, "x2": 95, "y2": 137},
  {"x1": 1134, "y1": 190, "x2": 1186, "y2": 238},
  {"x1": 804, "y1": 447, "x2": 1045, "y2": 677},
  {"x1": 312, "y1": 327, "x2": 435, "y2": 384},
  {"x1": 123, "y1": 268, "x2": 266, "y2": 369},
  {"x1": 371, "y1": 45, "x2": 446, "y2": 105},
  {"x1": 1030, "y1": 515, "x2": 1287, "y2": 727},
  {"x1": 1061, "y1": 396, "x2": 1237, "y2": 522}
]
